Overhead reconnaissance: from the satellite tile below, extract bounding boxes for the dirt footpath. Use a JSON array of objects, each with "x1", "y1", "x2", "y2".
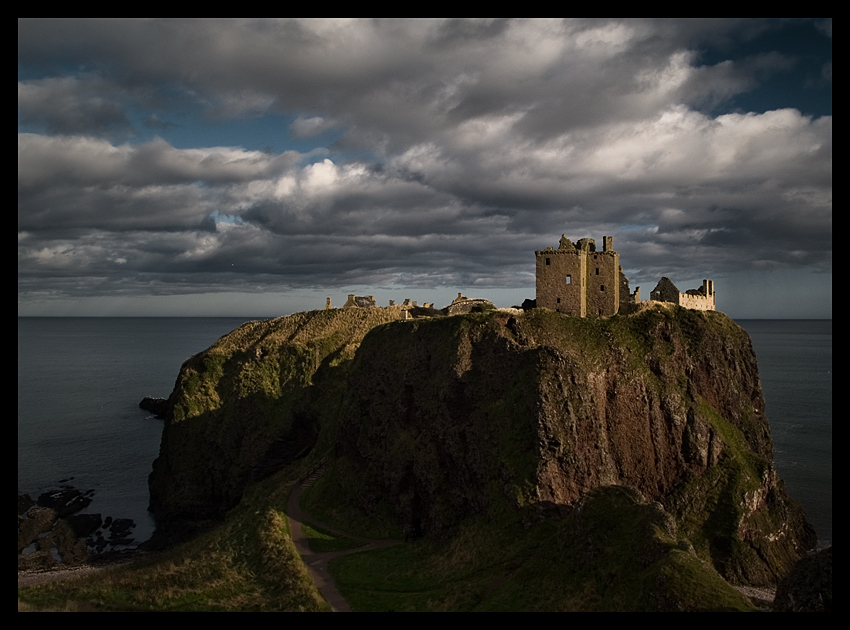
[{"x1": 286, "y1": 474, "x2": 402, "y2": 612}]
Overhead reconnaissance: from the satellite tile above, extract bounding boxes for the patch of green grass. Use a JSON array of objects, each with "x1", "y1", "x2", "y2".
[
  {"x1": 328, "y1": 490, "x2": 755, "y2": 612},
  {"x1": 329, "y1": 518, "x2": 534, "y2": 612},
  {"x1": 301, "y1": 521, "x2": 366, "y2": 553},
  {"x1": 299, "y1": 463, "x2": 404, "y2": 540}
]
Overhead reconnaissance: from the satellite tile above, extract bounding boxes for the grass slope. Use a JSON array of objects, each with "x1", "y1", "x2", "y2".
[{"x1": 325, "y1": 487, "x2": 756, "y2": 612}]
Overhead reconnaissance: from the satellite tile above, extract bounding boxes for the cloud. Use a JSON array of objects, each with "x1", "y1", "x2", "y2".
[
  {"x1": 18, "y1": 76, "x2": 133, "y2": 138},
  {"x1": 17, "y1": 19, "x2": 832, "y2": 315},
  {"x1": 17, "y1": 134, "x2": 311, "y2": 245},
  {"x1": 289, "y1": 116, "x2": 336, "y2": 139}
]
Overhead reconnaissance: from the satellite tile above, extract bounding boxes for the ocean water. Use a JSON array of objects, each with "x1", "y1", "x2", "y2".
[
  {"x1": 735, "y1": 319, "x2": 832, "y2": 547},
  {"x1": 17, "y1": 317, "x2": 254, "y2": 544},
  {"x1": 17, "y1": 317, "x2": 832, "y2": 548}
]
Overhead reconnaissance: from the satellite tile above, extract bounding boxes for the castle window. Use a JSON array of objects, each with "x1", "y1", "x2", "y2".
[
  {"x1": 556, "y1": 298, "x2": 561, "y2": 304},
  {"x1": 600, "y1": 285, "x2": 605, "y2": 291},
  {"x1": 566, "y1": 275, "x2": 571, "y2": 284},
  {"x1": 595, "y1": 268, "x2": 599, "y2": 275},
  {"x1": 545, "y1": 258, "x2": 551, "y2": 266}
]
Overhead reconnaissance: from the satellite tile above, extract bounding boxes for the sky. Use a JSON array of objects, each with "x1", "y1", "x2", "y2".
[{"x1": 18, "y1": 18, "x2": 832, "y2": 318}]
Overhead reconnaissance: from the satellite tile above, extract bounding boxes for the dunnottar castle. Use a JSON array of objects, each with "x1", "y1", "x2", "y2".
[
  {"x1": 329, "y1": 234, "x2": 715, "y2": 316},
  {"x1": 535, "y1": 235, "x2": 715, "y2": 317}
]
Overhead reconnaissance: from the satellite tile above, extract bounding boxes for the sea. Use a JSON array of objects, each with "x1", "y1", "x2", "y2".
[{"x1": 17, "y1": 317, "x2": 832, "y2": 548}]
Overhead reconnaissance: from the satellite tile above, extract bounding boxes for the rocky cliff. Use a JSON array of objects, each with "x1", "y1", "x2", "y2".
[
  {"x1": 148, "y1": 307, "x2": 404, "y2": 524},
  {"x1": 149, "y1": 303, "x2": 815, "y2": 586}
]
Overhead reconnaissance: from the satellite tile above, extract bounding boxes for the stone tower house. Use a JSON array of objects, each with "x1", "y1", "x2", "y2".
[{"x1": 535, "y1": 235, "x2": 620, "y2": 317}]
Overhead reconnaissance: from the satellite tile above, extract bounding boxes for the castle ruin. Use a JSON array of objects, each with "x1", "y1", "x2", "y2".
[
  {"x1": 536, "y1": 235, "x2": 713, "y2": 316},
  {"x1": 445, "y1": 293, "x2": 496, "y2": 316},
  {"x1": 649, "y1": 277, "x2": 716, "y2": 311},
  {"x1": 327, "y1": 295, "x2": 435, "y2": 312},
  {"x1": 326, "y1": 236, "x2": 714, "y2": 319},
  {"x1": 535, "y1": 235, "x2": 636, "y2": 317},
  {"x1": 342, "y1": 294, "x2": 377, "y2": 308}
]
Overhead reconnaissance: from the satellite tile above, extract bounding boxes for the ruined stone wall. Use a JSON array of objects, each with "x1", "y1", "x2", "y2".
[
  {"x1": 585, "y1": 250, "x2": 620, "y2": 316},
  {"x1": 650, "y1": 278, "x2": 715, "y2": 312},
  {"x1": 679, "y1": 293, "x2": 715, "y2": 311},
  {"x1": 343, "y1": 294, "x2": 377, "y2": 308},
  {"x1": 679, "y1": 280, "x2": 716, "y2": 311},
  {"x1": 446, "y1": 298, "x2": 495, "y2": 316},
  {"x1": 650, "y1": 277, "x2": 681, "y2": 304},
  {"x1": 619, "y1": 267, "x2": 641, "y2": 305}
]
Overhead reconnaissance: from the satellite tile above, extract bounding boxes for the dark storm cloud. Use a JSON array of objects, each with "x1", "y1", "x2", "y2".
[
  {"x1": 17, "y1": 19, "x2": 831, "y2": 313},
  {"x1": 18, "y1": 76, "x2": 133, "y2": 138}
]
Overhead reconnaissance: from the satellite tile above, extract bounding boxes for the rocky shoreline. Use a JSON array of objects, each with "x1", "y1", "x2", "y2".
[{"x1": 18, "y1": 483, "x2": 139, "y2": 572}]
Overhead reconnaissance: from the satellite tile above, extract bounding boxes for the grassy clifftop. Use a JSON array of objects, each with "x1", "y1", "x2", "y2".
[{"x1": 149, "y1": 307, "x2": 405, "y2": 525}]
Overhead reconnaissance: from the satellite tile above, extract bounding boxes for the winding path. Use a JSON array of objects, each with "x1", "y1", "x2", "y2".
[{"x1": 286, "y1": 470, "x2": 402, "y2": 612}]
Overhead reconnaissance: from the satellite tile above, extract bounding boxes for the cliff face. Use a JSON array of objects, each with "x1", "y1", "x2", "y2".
[
  {"x1": 332, "y1": 306, "x2": 814, "y2": 585},
  {"x1": 149, "y1": 304, "x2": 815, "y2": 586},
  {"x1": 148, "y1": 307, "x2": 404, "y2": 523}
]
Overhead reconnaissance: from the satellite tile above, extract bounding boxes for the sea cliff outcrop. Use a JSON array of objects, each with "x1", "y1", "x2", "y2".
[
  {"x1": 148, "y1": 304, "x2": 815, "y2": 587},
  {"x1": 330, "y1": 306, "x2": 814, "y2": 585},
  {"x1": 148, "y1": 307, "x2": 405, "y2": 525}
]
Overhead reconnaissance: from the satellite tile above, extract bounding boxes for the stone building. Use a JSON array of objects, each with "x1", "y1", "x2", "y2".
[
  {"x1": 535, "y1": 235, "x2": 626, "y2": 317},
  {"x1": 536, "y1": 235, "x2": 713, "y2": 316},
  {"x1": 650, "y1": 278, "x2": 715, "y2": 311}
]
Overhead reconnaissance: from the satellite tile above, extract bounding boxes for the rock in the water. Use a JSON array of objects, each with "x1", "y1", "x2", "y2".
[
  {"x1": 19, "y1": 484, "x2": 139, "y2": 563},
  {"x1": 66, "y1": 512, "x2": 102, "y2": 538},
  {"x1": 109, "y1": 518, "x2": 135, "y2": 537},
  {"x1": 333, "y1": 308, "x2": 816, "y2": 585},
  {"x1": 18, "y1": 507, "x2": 57, "y2": 553},
  {"x1": 37, "y1": 487, "x2": 93, "y2": 517},
  {"x1": 139, "y1": 396, "x2": 169, "y2": 419}
]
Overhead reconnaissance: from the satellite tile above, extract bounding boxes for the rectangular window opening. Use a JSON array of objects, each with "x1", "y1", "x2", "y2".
[
  {"x1": 545, "y1": 258, "x2": 551, "y2": 266},
  {"x1": 566, "y1": 275, "x2": 571, "y2": 284}
]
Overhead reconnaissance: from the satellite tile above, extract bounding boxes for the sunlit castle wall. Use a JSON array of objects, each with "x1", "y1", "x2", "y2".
[{"x1": 535, "y1": 236, "x2": 619, "y2": 317}]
